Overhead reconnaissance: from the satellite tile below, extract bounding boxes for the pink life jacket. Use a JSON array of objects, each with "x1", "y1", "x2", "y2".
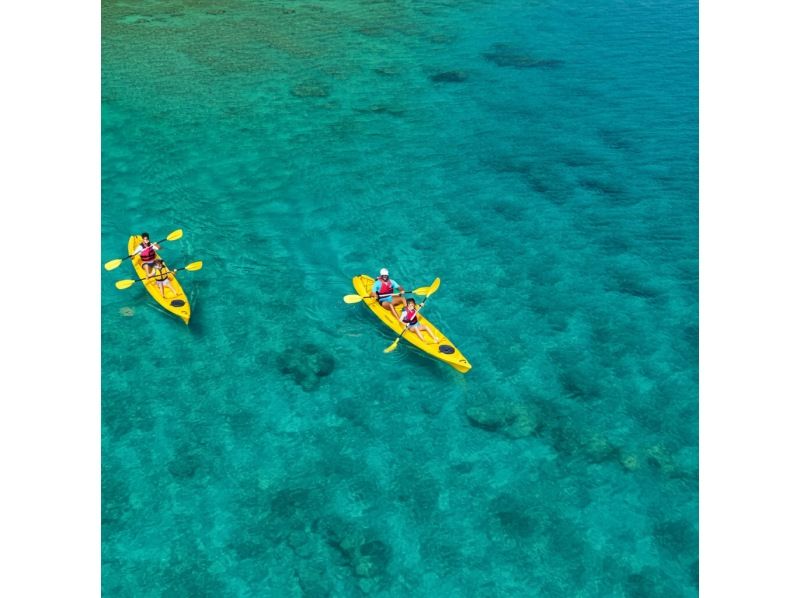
[
  {"x1": 378, "y1": 279, "x2": 393, "y2": 296},
  {"x1": 139, "y1": 243, "x2": 156, "y2": 262},
  {"x1": 402, "y1": 307, "x2": 418, "y2": 325}
]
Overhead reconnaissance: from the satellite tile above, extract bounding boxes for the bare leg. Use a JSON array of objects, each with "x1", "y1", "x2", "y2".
[
  {"x1": 380, "y1": 301, "x2": 401, "y2": 324},
  {"x1": 419, "y1": 324, "x2": 439, "y2": 343}
]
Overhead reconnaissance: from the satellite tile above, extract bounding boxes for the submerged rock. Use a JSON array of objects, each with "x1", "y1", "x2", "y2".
[
  {"x1": 483, "y1": 43, "x2": 564, "y2": 69},
  {"x1": 315, "y1": 517, "x2": 392, "y2": 589},
  {"x1": 167, "y1": 450, "x2": 204, "y2": 479},
  {"x1": 465, "y1": 402, "x2": 541, "y2": 439},
  {"x1": 354, "y1": 539, "x2": 392, "y2": 578},
  {"x1": 276, "y1": 343, "x2": 335, "y2": 391},
  {"x1": 620, "y1": 454, "x2": 640, "y2": 471},
  {"x1": 490, "y1": 493, "x2": 538, "y2": 538},
  {"x1": 584, "y1": 433, "x2": 621, "y2": 463},
  {"x1": 430, "y1": 70, "x2": 468, "y2": 83}
]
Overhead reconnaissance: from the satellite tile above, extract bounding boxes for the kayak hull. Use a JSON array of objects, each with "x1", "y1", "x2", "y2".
[
  {"x1": 352, "y1": 275, "x2": 471, "y2": 373},
  {"x1": 128, "y1": 235, "x2": 191, "y2": 324}
]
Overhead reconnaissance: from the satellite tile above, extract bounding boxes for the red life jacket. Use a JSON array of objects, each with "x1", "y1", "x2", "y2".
[
  {"x1": 402, "y1": 308, "x2": 418, "y2": 325},
  {"x1": 139, "y1": 243, "x2": 156, "y2": 262},
  {"x1": 378, "y1": 279, "x2": 393, "y2": 296}
]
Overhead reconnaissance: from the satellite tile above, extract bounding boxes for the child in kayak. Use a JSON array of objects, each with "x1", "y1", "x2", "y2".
[
  {"x1": 370, "y1": 267, "x2": 407, "y2": 323},
  {"x1": 134, "y1": 232, "x2": 160, "y2": 276},
  {"x1": 400, "y1": 298, "x2": 439, "y2": 344},
  {"x1": 148, "y1": 258, "x2": 176, "y2": 298}
]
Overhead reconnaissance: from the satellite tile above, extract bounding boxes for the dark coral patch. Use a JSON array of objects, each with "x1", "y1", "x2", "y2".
[
  {"x1": 490, "y1": 493, "x2": 538, "y2": 538},
  {"x1": 465, "y1": 402, "x2": 541, "y2": 439},
  {"x1": 430, "y1": 70, "x2": 468, "y2": 83},
  {"x1": 314, "y1": 517, "x2": 393, "y2": 591},
  {"x1": 483, "y1": 43, "x2": 564, "y2": 69},
  {"x1": 276, "y1": 343, "x2": 336, "y2": 391}
]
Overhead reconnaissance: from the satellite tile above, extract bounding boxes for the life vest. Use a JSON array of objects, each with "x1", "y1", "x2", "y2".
[
  {"x1": 139, "y1": 242, "x2": 156, "y2": 262},
  {"x1": 402, "y1": 308, "x2": 419, "y2": 325},
  {"x1": 377, "y1": 279, "x2": 394, "y2": 296},
  {"x1": 154, "y1": 266, "x2": 169, "y2": 282}
]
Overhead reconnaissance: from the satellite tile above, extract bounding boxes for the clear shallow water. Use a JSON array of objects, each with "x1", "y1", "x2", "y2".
[{"x1": 102, "y1": 0, "x2": 698, "y2": 595}]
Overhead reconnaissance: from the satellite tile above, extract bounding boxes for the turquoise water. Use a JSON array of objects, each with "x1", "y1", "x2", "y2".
[{"x1": 102, "y1": 0, "x2": 697, "y2": 595}]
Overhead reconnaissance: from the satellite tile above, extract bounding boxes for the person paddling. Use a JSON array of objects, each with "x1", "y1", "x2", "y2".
[
  {"x1": 400, "y1": 298, "x2": 439, "y2": 344},
  {"x1": 147, "y1": 258, "x2": 176, "y2": 298},
  {"x1": 133, "y1": 232, "x2": 160, "y2": 276},
  {"x1": 370, "y1": 268, "x2": 407, "y2": 323}
]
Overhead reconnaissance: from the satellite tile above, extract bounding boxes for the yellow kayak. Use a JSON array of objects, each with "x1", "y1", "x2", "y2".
[
  {"x1": 128, "y1": 235, "x2": 191, "y2": 324},
  {"x1": 352, "y1": 274, "x2": 471, "y2": 373}
]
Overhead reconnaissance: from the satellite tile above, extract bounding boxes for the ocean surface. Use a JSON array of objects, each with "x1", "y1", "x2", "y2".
[{"x1": 101, "y1": 0, "x2": 698, "y2": 595}]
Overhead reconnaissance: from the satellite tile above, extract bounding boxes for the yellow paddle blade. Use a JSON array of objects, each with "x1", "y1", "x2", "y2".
[
  {"x1": 115, "y1": 279, "x2": 136, "y2": 290},
  {"x1": 383, "y1": 337, "x2": 401, "y2": 353},
  {"x1": 413, "y1": 278, "x2": 440, "y2": 297},
  {"x1": 184, "y1": 260, "x2": 203, "y2": 271},
  {"x1": 166, "y1": 229, "x2": 183, "y2": 241},
  {"x1": 104, "y1": 258, "x2": 123, "y2": 271},
  {"x1": 343, "y1": 294, "x2": 367, "y2": 304}
]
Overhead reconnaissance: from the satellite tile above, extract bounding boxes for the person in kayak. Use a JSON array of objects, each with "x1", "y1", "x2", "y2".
[
  {"x1": 370, "y1": 268, "x2": 407, "y2": 323},
  {"x1": 400, "y1": 298, "x2": 440, "y2": 344},
  {"x1": 148, "y1": 258, "x2": 176, "y2": 298},
  {"x1": 134, "y1": 232, "x2": 160, "y2": 276}
]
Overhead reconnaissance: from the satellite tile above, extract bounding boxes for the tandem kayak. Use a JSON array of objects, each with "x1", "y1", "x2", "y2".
[
  {"x1": 352, "y1": 274, "x2": 471, "y2": 373},
  {"x1": 128, "y1": 235, "x2": 191, "y2": 324}
]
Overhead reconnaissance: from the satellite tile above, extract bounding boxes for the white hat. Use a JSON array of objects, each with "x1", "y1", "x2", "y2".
[{"x1": 379, "y1": 268, "x2": 389, "y2": 276}]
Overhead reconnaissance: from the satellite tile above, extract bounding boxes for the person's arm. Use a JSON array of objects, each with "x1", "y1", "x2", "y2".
[{"x1": 395, "y1": 281, "x2": 404, "y2": 295}]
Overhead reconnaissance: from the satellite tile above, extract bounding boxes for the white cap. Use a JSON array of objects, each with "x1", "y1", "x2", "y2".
[{"x1": 379, "y1": 268, "x2": 389, "y2": 276}]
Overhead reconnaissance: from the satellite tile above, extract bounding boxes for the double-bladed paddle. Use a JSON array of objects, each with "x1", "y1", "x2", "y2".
[
  {"x1": 115, "y1": 261, "x2": 203, "y2": 289},
  {"x1": 342, "y1": 283, "x2": 435, "y2": 304},
  {"x1": 104, "y1": 229, "x2": 183, "y2": 271}
]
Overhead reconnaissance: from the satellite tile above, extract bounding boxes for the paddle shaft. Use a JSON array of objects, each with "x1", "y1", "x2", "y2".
[
  {"x1": 123, "y1": 238, "x2": 166, "y2": 263},
  {"x1": 129, "y1": 265, "x2": 189, "y2": 284}
]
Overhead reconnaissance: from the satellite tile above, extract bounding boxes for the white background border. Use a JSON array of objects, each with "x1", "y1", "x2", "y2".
[
  {"x1": 701, "y1": 0, "x2": 800, "y2": 595},
  {"x1": 2, "y1": 1, "x2": 799, "y2": 595},
  {"x1": 1, "y1": 2, "x2": 100, "y2": 595}
]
